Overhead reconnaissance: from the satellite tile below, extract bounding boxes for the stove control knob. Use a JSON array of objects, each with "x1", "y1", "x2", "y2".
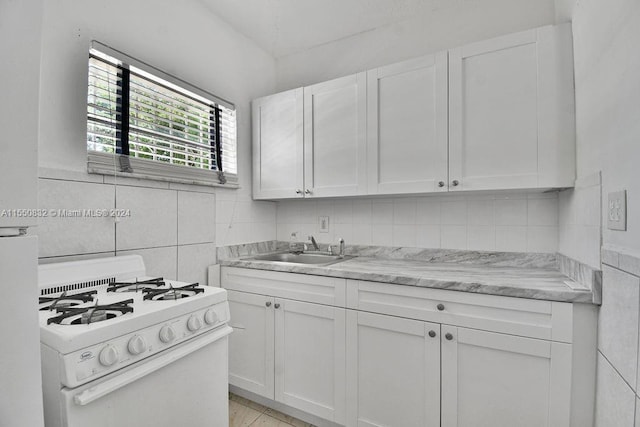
[
  {"x1": 159, "y1": 325, "x2": 176, "y2": 343},
  {"x1": 204, "y1": 309, "x2": 218, "y2": 325},
  {"x1": 127, "y1": 335, "x2": 147, "y2": 355},
  {"x1": 99, "y1": 345, "x2": 119, "y2": 367},
  {"x1": 187, "y1": 315, "x2": 202, "y2": 332}
]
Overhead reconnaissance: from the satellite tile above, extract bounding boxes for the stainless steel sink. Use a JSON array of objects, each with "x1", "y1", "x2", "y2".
[{"x1": 248, "y1": 252, "x2": 351, "y2": 266}]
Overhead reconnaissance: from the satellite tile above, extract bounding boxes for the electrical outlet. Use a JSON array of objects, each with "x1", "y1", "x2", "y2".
[
  {"x1": 319, "y1": 216, "x2": 329, "y2": 233},
  {"x1": 607, "y1": 190, "x2": 627, "y2": 231}
]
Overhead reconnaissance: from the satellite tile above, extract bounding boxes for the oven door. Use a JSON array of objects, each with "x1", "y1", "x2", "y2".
[{"x1": 58, "y1": 325, "x2": 232, "y2": 427}]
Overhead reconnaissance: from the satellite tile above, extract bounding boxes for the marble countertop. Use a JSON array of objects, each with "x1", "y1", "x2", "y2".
[{"x1": 220, "y1": 253, "x2": 596, "y2": 304}]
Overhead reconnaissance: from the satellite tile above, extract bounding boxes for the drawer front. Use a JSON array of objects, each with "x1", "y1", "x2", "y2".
[
  {"x1": 221, "y1": 267, "x2": 346, "y2": 306},
  {"x1": 346, "y1": 280, "x2": 573, "y2": 342}
]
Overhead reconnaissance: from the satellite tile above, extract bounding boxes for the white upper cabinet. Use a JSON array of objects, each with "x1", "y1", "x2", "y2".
[
  {"x1": 252, "y1": 88, "x2": 304, "y2": 199},
  {"x1": 448, "y1": 23, "x2": 575, "y2": 191},
  {"x1": 367, "y1": 52, "x2": 449, "y2": 195},
  {"x1": 304, "y1": 73, "x2": 367, "y2": 197}
]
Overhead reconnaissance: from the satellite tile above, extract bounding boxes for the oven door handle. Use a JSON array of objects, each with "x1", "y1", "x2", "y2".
[{"x1": 73, "y1": 325, "x2": 233, "y2": 406}]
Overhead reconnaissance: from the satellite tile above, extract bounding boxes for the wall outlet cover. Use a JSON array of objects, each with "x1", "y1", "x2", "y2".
[
  {"x1": 319, "y1": 216, "x2": 329, "y2": 233},
  {"x1": 607, "y1": 190, "x2": 627, "y2": 231}
]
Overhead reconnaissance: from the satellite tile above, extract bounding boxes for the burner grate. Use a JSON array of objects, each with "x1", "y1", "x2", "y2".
[
  {"x1": 143, "y1": 283, "x2": 204, "y2": 301},
  {"x1": 47, "y1": 299, "x2": 134, "y2": 325},
  {"x1": 40, "y1": 277, "x2": 116, "y2": 296}
]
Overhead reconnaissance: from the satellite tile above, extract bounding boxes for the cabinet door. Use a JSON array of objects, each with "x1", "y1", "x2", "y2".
[
  {"x1": 304, "y1": 73, "x2": 367, "y2": 197},
  {"x1": 227, "y1": 290, "x2": 275, "y2": 399},
  {"x1": 252, "y1": 88, "x2": 304, "y2": 199},
  {"x1": 274, "y1": 298, "x2": 346, "y2": 424},
  {"x1": 346, "y1": 311, "x2": 440, "y2": 427},
  {"x1": 448, "y1": 24, "x2": 575, "y2": 191},
  {"x1": 441, "y1": 325, "x2": 572, "y2": 427},
  {"x1": 367, "y1": 52, "x2": 449, "y2": 195}
]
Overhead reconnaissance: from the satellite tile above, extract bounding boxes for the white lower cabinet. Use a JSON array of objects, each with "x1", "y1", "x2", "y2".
[
  {"x1": 346, "y1": 311, "x2": 440, "y2": 427},
  {"x1": 227, "y1": 289, "x2": 347, "y2": 424},
  {"x1": 441, "y1": 325, "x2": 572, "y2": 427}
]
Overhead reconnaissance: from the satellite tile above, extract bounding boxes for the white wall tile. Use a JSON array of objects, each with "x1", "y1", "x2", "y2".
[
  {"x1": 495, "y1": 226, "x2": 527, "y2": 252},
  {"x1": 38, "y1": 179, "x2": 115, "y2": 257},
  {"x1": 441, "y1": 225, "x2": 467, "y2": 250},
  {"x1": 371, "y1": 224, "x2": 392, "y2": 245},
  {"x1": 595, "y1": 352, "x2": 636, "y2": 427},
  {"x1": 467, "y1": 200, "x2": 494, "y2": 225},
  {"x1": 177, "y1": 243, "x2": 216, "y2": 285},
  {"x1": 353, "y1": 200, "x2": 372, "y2": 224},
  {"x1": 333, "y1": 200, "x2": 353, "y2": 224},
  {"x1": 393, "y1": 199, "x2": 417, "y2": 224},
  {"x1": 414, "y1": 225, "x2": 439, "y2": 248},
  {"x1": 598, "y1": 266, "x2": 639, "y2": 389},
  {"x1": 467, "y1": 226, "x2": 496, "y2": 251},
  {"x1": 441, "y1": 200, "x2": 467, "y2": 225},
  {"x1": 526, "y1": 226, "x2": 558, "y2": 253},
  {"x1": 116, "y1": 186, "x2": 177, "y2": 250},
  {"x1": 177, "y1": 191, "x2": 215, "y2": 245},
  {"x1": 117, "y1": 246, "x2": 177, "y2": 280},
  {"x1": 392, "y1": 225, "x2": 417, "y2": 247},
  {"x1": 352, "y1": 223, "x2": 372, "y2": 245},
  {"x1": 527, "y1": 198, "x2": 559, "y2": 226},
  {"x1": 495, "y1": 199, "x2": 527, "y2": 225},
  {"x1": 416, "y1": 199, "x2": 441, "y2": 224},
  {"x1": 372, "y1": 200, "x2": 393, "y2": 224}
]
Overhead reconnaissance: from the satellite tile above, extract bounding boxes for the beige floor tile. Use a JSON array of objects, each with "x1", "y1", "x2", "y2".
[
  {"x1": 229, "y1": 400, "x2": 263, "y2": 427},
  {"x1": 249, "y1": 414, "x2": 294, "y2": 426},
  {"x1": 229, "y1": 393, "x2": 269, "y2": 412},
  {"x1": 263, "y1": 408, "x2": 315, "y2": 427}
]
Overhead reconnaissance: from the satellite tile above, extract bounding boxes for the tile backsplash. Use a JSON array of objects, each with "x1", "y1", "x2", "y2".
[{"x1": 277, "y1": 192, "x2": 559, "y2": 253}]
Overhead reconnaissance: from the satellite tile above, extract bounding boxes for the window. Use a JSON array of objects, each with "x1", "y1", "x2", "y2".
[{"x1": 87, "y1": 41, "x2": 237, "y2": 186}]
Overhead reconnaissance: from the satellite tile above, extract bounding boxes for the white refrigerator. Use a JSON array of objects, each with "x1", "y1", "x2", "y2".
[{"x1": 0, "y1": 0, "x2": 46, "y2": 426}]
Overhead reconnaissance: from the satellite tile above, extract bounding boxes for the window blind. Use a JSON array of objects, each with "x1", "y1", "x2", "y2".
[{"x1": 87, "y1": 42, "x2": 237, "y2": 183}]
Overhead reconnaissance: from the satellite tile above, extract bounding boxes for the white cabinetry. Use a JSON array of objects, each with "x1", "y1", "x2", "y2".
[
  {"x1": 224, "y1": 268, "x2": 347, "y2": 424},
  {"x1": 252, "y1": 88, "x2": 304, "y2": 199},
  {"x1": 346, "y1": 311, "x2": 440, "y2": 427},
  {"x1": 448, "y1": 24, "x2": 575, "y2": 191},
  {"x1": 367, "y1": 52, "x2": 449, "y2": 195}
]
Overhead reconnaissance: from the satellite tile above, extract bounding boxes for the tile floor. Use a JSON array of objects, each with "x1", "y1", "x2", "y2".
[{"x1": 229, "y1": 393, "x2": 315, "y2": 427}]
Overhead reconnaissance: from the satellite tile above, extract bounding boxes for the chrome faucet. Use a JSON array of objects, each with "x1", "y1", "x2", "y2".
[
  {"x1": 338, "y1": 238, "x2": 345, "y2": 257},
  {"x1": 308, "y1": 235, "x2": 320, "y2": 251}
]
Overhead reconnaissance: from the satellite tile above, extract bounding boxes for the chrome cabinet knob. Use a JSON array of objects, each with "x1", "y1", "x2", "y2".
[
  {"x1": 295, "y1": 189, "x2": 303, "y2": 195},
  {"x1": 304, "y1": 189, "x2": 312, "y2": 195},
  {"x1": 265, "y1": 301, "x2": 272, "y2": 307},
  {"x1": 438, "y1": 181, "x2": 445, "y2": 187},
  {"x1": 437, "y1": 303, "x2": 445, "y2": 311},
  {"x1": 428, "y1": 330, "x2": 436, "y2": 338},
  {"x1": 452, "y1": 180, "x2": 459, "y2": 186},
  {"x1": 445, "y1": 333, "x2": 454, "y2": 341},
  {"x1": 274, "y1": 303, "x2": 281, "y2": 309}
]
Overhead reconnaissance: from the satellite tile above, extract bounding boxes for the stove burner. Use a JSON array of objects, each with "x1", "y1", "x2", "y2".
[
  {"x1": 47, "y1": 299, "x2": 134, "y2": 325},
  {"x1": 39, "y1": 290, "x2": 97, "y2": 311},
  {"x1": 107, "y1": 277, "x2": 165, "y2": 293},
  {"x1": 142, "y1": 283, "x2": 204, "y2": 301}
]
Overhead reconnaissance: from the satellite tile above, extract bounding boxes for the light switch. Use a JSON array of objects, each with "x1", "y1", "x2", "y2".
[
  {"x1": 319, "y1": 216, "x2": 329, "y2": 233},
  {"x1": 607, "y1": 190, "x2": 627, "y2": 231}
]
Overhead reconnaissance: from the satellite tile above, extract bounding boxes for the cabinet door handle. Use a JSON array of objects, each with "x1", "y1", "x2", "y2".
[
  {"x1": 452, "y1": 180, "x2": 459, "y2": 187},
  {"x1": 295, "y1": 189, "x2": 303, "y2": 195},
  {"x1": 428, "y1": 330, "x2": 436, "y2": 338},
  {"x1": 438, "y1": 181, "x2": 445, "y2": 187},
  {"x1": 265, "y1": 301, "x2": 272, "y2": 307},
  {"x1": 274, "y1": 303, "x2": 281, "y2": 309},
  {"x1": 437, "y1": 303, "x2": 445, "y2": 311},
  {"x1": 304, "y1": 189, "x2": 312, "y2": 195},
  {"x1": 445, "y1": 333, "x2": 453, "y2": 341}
]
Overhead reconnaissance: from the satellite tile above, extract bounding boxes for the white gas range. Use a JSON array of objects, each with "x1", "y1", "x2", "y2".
[{"x1": 38, "y1": 255, "x2": 232, "y2": 427}]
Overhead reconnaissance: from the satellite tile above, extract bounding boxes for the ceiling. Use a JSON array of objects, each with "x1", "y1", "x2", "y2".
[{"x1": 199, "y1": 0, "x2": 453, "y2": 58}]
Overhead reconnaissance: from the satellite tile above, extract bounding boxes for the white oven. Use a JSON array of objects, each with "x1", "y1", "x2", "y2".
[{"x1": 38, "y1": 256, "x2": 232, "y2": 427}]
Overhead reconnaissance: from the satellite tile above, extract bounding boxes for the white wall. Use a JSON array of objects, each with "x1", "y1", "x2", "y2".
[
  {"x1": 35, "y1": 0, "x2": 278, "y2": 280},
  {"x1": 277, "y1": 193, "x2": 559, "y2": 253},
  {"x1": 276, "y1": 0, "x2": 557, "y2": 90},
  {"x1": 274, "y1": 0, "x2": 560, "y2": 252},
  {"x1": 558, "y1": 0, "x2": 640, "y2": 424}
]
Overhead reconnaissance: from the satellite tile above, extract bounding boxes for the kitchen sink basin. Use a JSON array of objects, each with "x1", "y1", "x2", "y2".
[{"x1": 248, "y1": 252, "x2": 351, "y2": 266}]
